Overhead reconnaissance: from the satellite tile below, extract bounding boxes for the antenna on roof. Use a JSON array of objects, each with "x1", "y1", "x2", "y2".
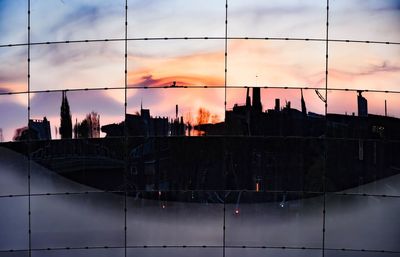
[
  {"x1": 315, "y1": 89, "x2": 326, "y2": 103},
  {"x1": 385, "y1": 99, "x2": 387, "y2": 116}
]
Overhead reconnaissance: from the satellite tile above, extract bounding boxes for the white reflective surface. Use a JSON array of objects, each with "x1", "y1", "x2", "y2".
[{"x1": 1, "y1": 147, "x2": 399, "y2": 256}]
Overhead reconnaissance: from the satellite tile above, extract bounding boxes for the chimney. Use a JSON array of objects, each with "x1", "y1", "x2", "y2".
[
  {"x1": 252, "y1": 87, "x2": 262, "y2": 113},
  {"x1": 286, "y1": 101, "x2": 291, "y2": 110},
  {"x1": 246, "y1": 87, "x2": 251, "y2": 108},
  {"x1": 176, "y1": 104, "x2": 178, "y2": 119},
  {"x1": 357, "y1": 91, "x2": 368, "y2": 117},
  {"x1": 274, "y1": 98, "x2": 280, "y2": 112}
]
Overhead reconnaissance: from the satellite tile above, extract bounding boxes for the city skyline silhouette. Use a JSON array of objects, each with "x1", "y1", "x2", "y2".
[{"x1": 0, "y1": 1, "x2": 400, "y2": 257}]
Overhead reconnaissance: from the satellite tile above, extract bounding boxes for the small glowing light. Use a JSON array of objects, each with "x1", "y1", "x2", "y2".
[
  {"x1": 235, "y1": 208, "x2": 240, "y2": 215},
  {"x1": 256, "y1": 182, "x2": 259, "y2": 192},
  {"x1": 162, "y1": 204, "x2": 166, "y2": 209},
  {"x1": 158, "y1": 191, "x2": 162, "y2": 196}
]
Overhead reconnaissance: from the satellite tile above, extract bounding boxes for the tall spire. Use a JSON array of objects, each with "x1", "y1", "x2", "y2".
[
  {"x1": 301, "y1": 89, "x2": 307, "y2": 116},
  {"x1": 60, "y1": 90, "x2": 72, "y2": 139}
]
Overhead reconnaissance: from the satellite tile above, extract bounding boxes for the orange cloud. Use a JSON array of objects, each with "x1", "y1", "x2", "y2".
[
  {"x1": 0, "y1": 83, "x2": 27, "y2": 94},
  {"x1": 128, "y1": 51, "x2": 225, "y2": 87}
]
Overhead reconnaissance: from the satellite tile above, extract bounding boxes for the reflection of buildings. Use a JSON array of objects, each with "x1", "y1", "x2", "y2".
[
  {"x1": 60, "y1": 91, "x2": 73, "y2": 139},
  {"x1": 199, "y1": 88, "x2": 400, "y2": 140},
  {"x1": 30, "y1": 118, "x2": 51, "y2": 140},
  {"x1": 5, "y1": 86, "x2": 400, "y2": 200},
  {"x1": 357, "y1": 90, "x2": 368, "y2": 117},
  {"x1": 126, "y1": 89, "x2": 400, "y2": 194},
  {"x1": 5, "y1": 88, "x2": 400, "y2": 200},
  {"x1": 101, "y1": 105, "x2": 185, "y2": 137},
  {"x1": 86, "y1": 112, "x2": 101, "y2": 138},
  {"x1": 74, "y1": 111, "x2": 101, "y2": 138},
  {"x1": 13, "y1": 117, "x2": 51, "y2": 141}
]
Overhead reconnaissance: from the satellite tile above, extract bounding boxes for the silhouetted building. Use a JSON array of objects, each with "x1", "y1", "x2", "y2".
[
  {"x1": 170, "y1": 105, "x2": 185, "y2": 136},
  {"x1": 274, "y1": 98, "x2": 280, "y2": 111},
  {"x1": 60, "y1": 91, "x2": 72, "y2": 139},
  {"x1": 101, "y1": 104, "x2": 185, "y2": 137},
  {"x1": 357, "y1": 91, "x2": 368, "y2": 117},
  {"x1": 252, "y1": 87, "x2": 262, "y2": 113},
  {"x1": 201, "y1": 89, "x2": 400, "y2": 140},
  {"x1": 13, "y1": 117, "x2": 51, "y2": 141},
  {"x1": 29, "y1": 117, "x2": 51, "y2": 140},
  {"x1": 0, "y1": 128, "x2": 3, "y2": 142}
]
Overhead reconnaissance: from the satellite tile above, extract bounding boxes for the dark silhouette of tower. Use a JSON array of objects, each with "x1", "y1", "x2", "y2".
[
  {"x1": 252, "y1": 87, "x2": 262, "y2": 113},
  {"x1": 59, "y1": 91, "x2": 72, "y2": 139},
  {"x1": 357, "y1": 91, "x2": 368, "y2": 117},
  {"x1": 274, "y1": 99, "x2": 280, "y2": 111},
  {"x1": 301, "y1": 89, "x2": 307, "y2": 115},
  {"x1": 246, "y1": 88, "x2": 251, "y2": 109}
]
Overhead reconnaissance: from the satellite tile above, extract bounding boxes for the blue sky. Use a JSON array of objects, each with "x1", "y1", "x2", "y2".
[{"x1": 0, "y1": 0, "x2": 399, "y2": 141}]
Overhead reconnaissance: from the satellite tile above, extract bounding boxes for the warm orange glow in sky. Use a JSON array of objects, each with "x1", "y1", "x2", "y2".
[
  {"x1": 128, "y1": 51, "x2": 225, "y2": 86},
  {"x1": 0, "y1": 0, "x2": 399, "y2": 141}
]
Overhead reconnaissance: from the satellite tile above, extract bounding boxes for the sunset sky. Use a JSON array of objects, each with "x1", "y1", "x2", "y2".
[{"x1": 0, "y1": 0, "x2": 399, "y2": 141}]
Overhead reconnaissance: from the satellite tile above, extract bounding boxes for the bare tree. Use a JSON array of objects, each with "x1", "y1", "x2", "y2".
[{"x1": 196, "y1": 107, "x2": 210, "y2": 125}]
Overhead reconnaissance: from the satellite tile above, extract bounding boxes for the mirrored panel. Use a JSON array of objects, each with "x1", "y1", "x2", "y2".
[
  {"x1": 0, "y1": 197, "x2": 29, "y2": 251},
  {"x1": 226, "y1": 248, "x2": 322, "y2": 257},
  {"x1": 226, "y1": 87, "x2": 326, "y2": 137},
  {"x1": 227, "y1": 40, "x2": 326, "y2": 87},
  {"x1": 0, "y1": 0, "x2": 27, "y2": 45},
  {"x1": 330, "y1": 0, "x2": 400, "y2": 42},
  {"x1": 0, "y1": 94, "x2": 28, "y2": 143},
  {"x1": 325, "y1": 90, "x2": 400, "y2": 196},
  {"x1": 325, "y1": 194, "x2": 400, "y2": 252},
  {"x1": 31, "y1": 248, "x2": 124, "y2": 257},
  {"x1": 127, "y1": 191, "x2": 224, "y2": 246},
  {"x1": 0, "y1": 144, "x2": 28, "y2": 196},
  {"x1": 128, "y1": 40, "x2": 225, "y2": 88},
  {"x1": 225, "y1": 192, "x2": 324, "y2": 248},
  {"x1": 30, "y1": 42, "x2": 124, "y2": 91},
  {"x1": 0, "y1": 47, "x2": 27, "y2": 94},
  {"x1": 127, "y1": 137, "x2": 226, "y2": 192},
  {"x1": 29, "y1": 137, "x2": 125, "y2": 194},
  {"x1": 127, "y1": 248, "x2": 222, "y2": 257},
  {"x1": 228, "y1": 0, "x2": 326, "y2": 38},
  {"x1": 326, "y1": 91, "x2": 400, "y2": 121},
  {"x1": 326, "y1": 138, "x2": 400, "y2": 196},
  {"x1": 30, "y1": 90, "x2": 125, "y2": 194},
  {"x1": 224, "y1": 138, "x2": 324, "y2": 192},
  {"x1": 31, "y1": 0, "x2": 125, "y2": 42},
  {"x1": 31, "y1": 193, "x2": 125, "y2": 249},
  {"x1": 127, "y1": 0, "x2": 225, "y2": 38},
  {"x1": 328, "y1": 43, "x2": 400, "y2": 91},
  {"x1": 30, "y1": 90, "x2": 125, "y2": 140}
]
